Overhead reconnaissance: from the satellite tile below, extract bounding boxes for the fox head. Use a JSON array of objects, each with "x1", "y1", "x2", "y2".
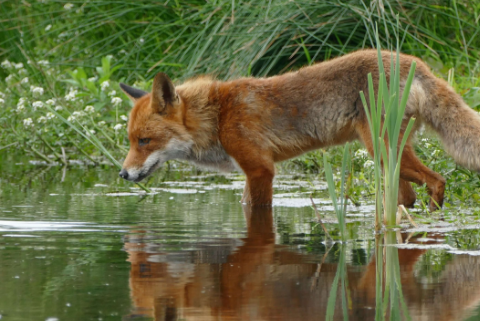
[{"x1": 118, "y1": 72, "x2": 193, "y2": 183}]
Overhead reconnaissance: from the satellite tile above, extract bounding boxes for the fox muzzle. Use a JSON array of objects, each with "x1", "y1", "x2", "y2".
[{"x1": 119, "y1": 169, "x2": 129, "y2": 180}]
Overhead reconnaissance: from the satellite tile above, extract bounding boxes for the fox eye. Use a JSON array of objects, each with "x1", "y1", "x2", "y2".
[{"x1": 138, "y1": 138, "x2": 151, "y2": 146}]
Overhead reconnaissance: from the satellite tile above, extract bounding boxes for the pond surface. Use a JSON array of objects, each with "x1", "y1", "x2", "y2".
[{"x1": 1, "y1": 155, "x2": 480, "y2": 321}]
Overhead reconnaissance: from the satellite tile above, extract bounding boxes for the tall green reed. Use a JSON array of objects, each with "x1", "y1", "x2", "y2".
[
  {"x1": 323, "y1": 143, "x2": 351, "y2": 241},
  {"x1": 360, "y1": 26, "x2": 416, "y2": 229}
]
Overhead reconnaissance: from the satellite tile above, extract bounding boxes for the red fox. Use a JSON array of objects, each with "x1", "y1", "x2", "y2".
[{"x1": 119, "y1": 49, "x2": 480, "y2": 211}]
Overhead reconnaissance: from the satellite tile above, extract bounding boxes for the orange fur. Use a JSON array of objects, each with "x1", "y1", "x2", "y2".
[{"x1": 119, "y1": 49, "x2": 480, "y2": 210}]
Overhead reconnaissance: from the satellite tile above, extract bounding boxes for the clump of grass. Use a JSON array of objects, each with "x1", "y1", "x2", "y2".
[
  {"x1": 0, "y1": 54, "x2": 156, "y2": 191},
  {"x1": 0, "y1": 55, "x2": 131, "y2": 163},
  {"x1": 0, "y1": 1, "x2": 478, "y2": 82}
]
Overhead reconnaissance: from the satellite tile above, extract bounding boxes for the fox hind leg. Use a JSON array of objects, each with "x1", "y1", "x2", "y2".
[
  {"x1": 398, "y1": 179, "x2": 417, "y2": 208},
  {"x1": 399, "y1": 144, "x2": 446, "y2": 212},
  {"x1": 356, "y1": 121, "x2": 444, "y2": 211}
]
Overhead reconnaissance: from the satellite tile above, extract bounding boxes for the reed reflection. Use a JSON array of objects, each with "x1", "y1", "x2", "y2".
[{"x1": 124, "y1": 206, "x2": 480, "y2": 321}]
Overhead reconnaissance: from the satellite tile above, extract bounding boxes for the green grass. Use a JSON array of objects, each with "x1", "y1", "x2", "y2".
[{"x1": 1, "y1": 1, "x2": 479, "y2": 81}]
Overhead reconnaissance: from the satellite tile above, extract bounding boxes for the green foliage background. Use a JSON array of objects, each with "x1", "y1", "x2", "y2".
[{"x1": 1, "y1": 0, "x2": 479, "y2": 80}]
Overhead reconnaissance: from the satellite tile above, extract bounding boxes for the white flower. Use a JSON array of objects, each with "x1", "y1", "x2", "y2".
[
  {"x1": 20, "y1": 77, "x2": 29, "y2": 84},
  {"x1": 139, "y1": 38, "x2": 144, "y2": 44},
  {"x1": 45, "y1": 24, "x2": 52, "y2": 31},
  {"x1": 46, "y1": 99, "x2": 56, "y2": 106},
  {"x1": 0, "y1": 91, "x2": 5, "y2": 99},
  {"x1": 17, "y1": 97, "x2": 27, "y2": 108},
  {"x1": 111, "y1": 97, "x2": 122, "y2": 106},
  {"x1": 433, "y1": 150, "x2": 442, "y2": 157},
  {"x1": 87, "y1": 76, "x2": 97, "y2": 82},
  {"x1": 33, "y1": 101, "x2": 44, "y2": 110},
  {"x1": 98, "y1": 121, "x2": 106, "y2": 127},
  {"x1": 64, "y1": 3, "x2": 74, "y2": 10},
  {"x1": 89, "y1": 129, "x2": 96, "y2": 135},
  {"x1": 65, "y1": 88, "x2": 78, "y2": 101},
  {"x1": 13, "y1": 62, "x2": 24, "y2": 69},
  {"x1": 84, "y1": 105, "x2": 95, "y2": 113},
  {"x1": 120, "y1": 115, "x2": 128, "y2": 121},
  {"x1": 364, "y1": 160, "x2": 374, "y2": 169},
  {"x1": 113, "y1": 123, "x2": 124, "y2": 131},
  {"x1": 17, "y1": 98, "x2": 27, "y2": 112},
  {"x1": 0, "y1": 98, "x2": 4, "y2": 105},
  {"x1": 355, "y1": 149, "x2": 368, "y2": 159},
  {"x1": 67, "y1": 115, "x2": 76, "y2": 122},
  {"x1": 19, "y1": 68, "x2": 28, "y2": 76},
  {"x1": 46, "y1": 112, "x2": 55, "y2": 119},
  {"x1": 101, "y1": 81, "x2": 110, "y2": 91},
  {"x1": 108, "y1": 90, "x2": 116, "y2": 97},
  {"x1": 37, "y1": 116, "x2": 47, "y2": 123},
  {"x1": 72, "y1": 111, "x2": 85, "y2": 118},
  {"x1": 23, "y1": 118, "x2": 33, "y2": 127},
  {"x1": 54, "y1": 105, "x2": 63, "y2": 111},
  {"x1": 5, "y1": 74, "x2": 14, "y2": 83},
  {"x1": 38, "y1": 60, "x2": 49, "y2": 66},
  {"x1": 31, "y1": 86, "x2": 44, "y2": 97},
  {"x1": 1, "y1": 60, "x2": 12, "y2": 69}
]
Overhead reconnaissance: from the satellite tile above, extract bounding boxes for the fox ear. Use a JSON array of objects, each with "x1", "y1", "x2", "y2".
[
  {"x1": 151, "y1": 72, "x2": 177, "y2": 114},
  {"x1": 119, "y1": 83, "x2": 148, "y2": 102}
]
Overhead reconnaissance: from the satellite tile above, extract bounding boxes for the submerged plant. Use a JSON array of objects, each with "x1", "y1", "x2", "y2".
[
  {"x1": 375, "y1": 231, "x2": 411, "y2": 321},
  {"x1": 326, "y1": 244, "x2": 350, "y2": 321}
]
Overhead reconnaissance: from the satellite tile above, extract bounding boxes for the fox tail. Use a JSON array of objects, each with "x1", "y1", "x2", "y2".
[{"x1": 418, "y1": 77, "x2": 480, "y2": 171}]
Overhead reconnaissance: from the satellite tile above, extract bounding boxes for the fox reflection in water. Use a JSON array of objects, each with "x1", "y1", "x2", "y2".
[{"x1": 124, "y1": 207, "x2": 480, "y2": 321}]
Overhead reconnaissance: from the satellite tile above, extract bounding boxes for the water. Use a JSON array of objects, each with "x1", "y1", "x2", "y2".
[{"x1": 1, "y1": 155, "x2": 480, "y2": 321}]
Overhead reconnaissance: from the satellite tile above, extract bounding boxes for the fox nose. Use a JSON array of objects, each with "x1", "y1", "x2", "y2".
[{"x1": 119, "y1": 169, "x2": 129, "y2": 180}]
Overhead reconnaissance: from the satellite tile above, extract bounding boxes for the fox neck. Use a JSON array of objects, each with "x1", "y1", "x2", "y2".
[{"x1": 176, "y1": 79, "x2": 221, "y2": 154}]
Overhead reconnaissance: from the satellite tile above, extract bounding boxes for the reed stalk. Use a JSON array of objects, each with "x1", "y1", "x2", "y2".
[
  {"x1": 359, "y1": 23, "x2": 416, "y2": 229},
  {"x1": 323, "y1": 143, "x2": 351, "y2": 241}
]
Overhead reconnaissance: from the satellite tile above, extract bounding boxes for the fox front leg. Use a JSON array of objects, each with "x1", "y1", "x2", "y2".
[
  {"x1": 242, "y1": 165, "x2": 274, "y2": 206},
  {"x1": 231, "y1": 153, "x2": 275, "y2": 206},
  {"x1": 241, "y1": 181, "x2": 251, "y2": 204}
]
